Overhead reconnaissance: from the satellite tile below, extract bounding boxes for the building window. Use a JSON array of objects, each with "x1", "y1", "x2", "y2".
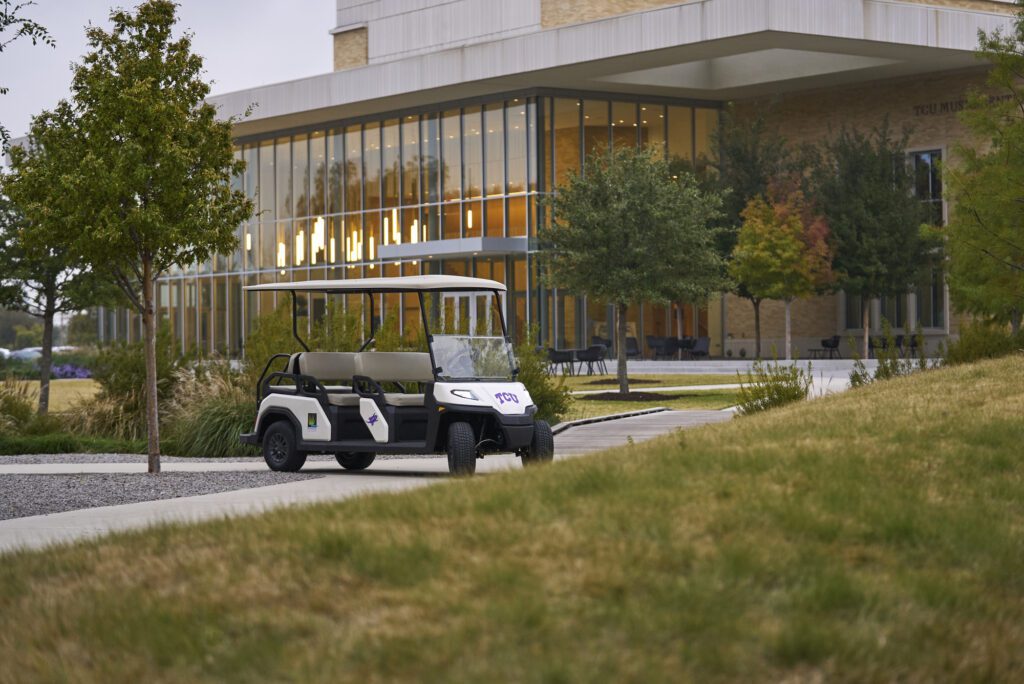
[{"x1": 911, "y1": 149, "x2": 945, "y2": 329}]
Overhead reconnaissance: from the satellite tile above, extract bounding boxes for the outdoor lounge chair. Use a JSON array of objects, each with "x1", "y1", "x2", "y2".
[
  {"x1": 576, "y1": 344, "x2": 609, "y2": 375},
  {"x1": 625, "y1": 337, "x2": 642, "y2": 359},
  {"x1": 821, "y1": 335, "x2": 841, "y2": 359},
  {"x1": 547, "y1": 348, "x2": 576, "y2": 376},
  {"x1": 689, "y1": 337, "x2": 710, "y2": 359}
]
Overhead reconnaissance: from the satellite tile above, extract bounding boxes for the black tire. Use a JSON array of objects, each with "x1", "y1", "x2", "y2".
[
  {"x1": 522, "y1": 419, "x2": 554, "y2": 466},
  {"x1": 263, "y1": 420, "x2": 307, "y2": 472},
  {"x1": 446, "y1": 421, "x2": 477, "y2": 476},
  {"x1": 335, "y1": 452, "x2": 376, "y2": 471}
]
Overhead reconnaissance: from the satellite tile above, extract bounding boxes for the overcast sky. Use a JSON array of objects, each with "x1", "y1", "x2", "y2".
[{"x1": 1, "y1": 0, "x2": 333, "y2": 142}]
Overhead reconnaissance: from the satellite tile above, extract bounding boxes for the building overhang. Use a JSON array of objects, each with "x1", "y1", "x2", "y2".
[
  {"x1": 210, "y1": 0, "x2": 1012, "y2": 138},
  {"x1": 378, "y1": 237, "x2": 529, "y2": 262}
]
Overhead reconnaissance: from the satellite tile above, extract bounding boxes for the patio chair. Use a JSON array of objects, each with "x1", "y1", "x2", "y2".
[
  {"x1": 591, "y1": 335, "x2": 613, "y2": 357},
  {"x1": 625, "y1": 337, "x2": 642, "y2": 359},
  {"x1": 547, "y1": 348, "x2": 576, "y2": 376},
  {"x1": 659, "y1": 337, "x2": 681, "y2": 360},
  {"x1": 820, "y1": 335, "x2": 841, "y2": 359},
  {"x1": 646, "y1": 336, "x2": 665, "y2": 359},
  {"x1": 689, "y1": 337, "x2": 710, "y2": 359},
  {"x1": 576, "y1": 344, "x2": 609, "y2": 375}
]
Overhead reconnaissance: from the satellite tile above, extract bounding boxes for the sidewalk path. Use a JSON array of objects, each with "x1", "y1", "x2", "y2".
[{"x1": 0, "y1": 409, "x2": 734, "y2": 554}]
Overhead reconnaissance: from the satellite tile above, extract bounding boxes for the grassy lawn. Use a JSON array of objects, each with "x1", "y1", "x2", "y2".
[
  {"x1": 561, "y1": 373, "x2": 742, "y2": 391},
  {"x1": 563, "y1": 388, "x2": 739, "y2": 421},
  {"x1": 13, "y1": 378, "x2": 99, "y2": 411},
  {"x1": 2, "y1": 356, "x2": 1024, "y2": 681}
]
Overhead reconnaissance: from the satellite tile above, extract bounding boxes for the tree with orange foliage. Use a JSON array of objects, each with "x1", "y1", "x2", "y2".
[{"x1": 729, "y1": 191, "x2": 833, "y2": 360}]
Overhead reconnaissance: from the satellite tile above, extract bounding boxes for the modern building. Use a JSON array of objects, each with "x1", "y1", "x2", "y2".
[{"x1": 99, "y1": 0, "x2": 1016, "y2": 358}]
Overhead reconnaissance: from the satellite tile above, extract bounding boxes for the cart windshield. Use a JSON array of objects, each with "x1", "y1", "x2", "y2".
[{"x1": 423, "y1": 291, "x2": 515, "y2": 380}]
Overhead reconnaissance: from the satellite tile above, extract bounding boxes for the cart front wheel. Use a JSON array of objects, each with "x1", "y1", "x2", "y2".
[
  {"x1": 522, "y1": 420, "x2": 554, "y2": 466},
  {"x1": 446, "y1": 421, "x2": 477, "y2": 476},
  {"x1": 263, "y1": 421, "x2": 307, "y2": 472},
  {"x1": 335, "y1": 452, "x2": 376, "y2": 471}
]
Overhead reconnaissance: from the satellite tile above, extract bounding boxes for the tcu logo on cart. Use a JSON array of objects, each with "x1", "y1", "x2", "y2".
[
  {"x1": 367, "y1": 413, "x2": 380, "y2": 426},
  {"x1": 494, "y1": 392, "x2": 519, "y2": 405}
]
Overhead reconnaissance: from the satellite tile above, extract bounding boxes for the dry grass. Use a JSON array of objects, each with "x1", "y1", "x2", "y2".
[
  {"x1": 13, "y1": 379, "x2": 99, "y2": 412},
  {"x1": 2, "y1": 356, "x2": 1024, "y2": 681}
]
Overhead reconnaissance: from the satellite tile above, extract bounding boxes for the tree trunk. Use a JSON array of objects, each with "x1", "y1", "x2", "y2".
[
  {"x1": 37, "y1": 305, "x2": 55, "y2": 416},
  {"x1": 752, "y1": 298, "x2": 762, "y2": 360},
  {"x1": 862, "y1": 297, "x2": 870, "y2": 359},
  {"x1": 1011, "y1": 309, "x2": 1021, "y2": 336},
  {"x1": 784, "y1": 299, "x2": 792, "y2": 361},
  {"x1": 617, "y1": 302, "x2": 629, "y2": 395},
  {"x1": 675, "y1": 302, "x2": 683, "y2": 360},
  {"x1": 142, "y1": 258, "x2": 161, "y2": 474}
]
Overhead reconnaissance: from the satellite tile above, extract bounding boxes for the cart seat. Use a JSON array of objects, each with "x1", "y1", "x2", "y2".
[
  {"x1": 383, "y1": 393, "x2": 426, "y2": 407},
  {"x1": 356, "y1": 352, "x2": 432, "y2": 408},
  {"x1": 326, "y1": 393, "x2": 361, "y2": 407},
  {"x1": 297, "y1": 352, "x2": 357, "y2": 382}
]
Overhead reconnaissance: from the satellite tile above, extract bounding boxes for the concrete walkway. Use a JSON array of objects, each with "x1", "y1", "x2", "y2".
[{"x1": 0, "y1": 409, "x2": 734, "y2": 554}]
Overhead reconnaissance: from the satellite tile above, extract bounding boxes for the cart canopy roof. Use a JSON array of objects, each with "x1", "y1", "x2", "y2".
[{"x1": 243, "y1": 274, "x2": 506, "y2": 294}]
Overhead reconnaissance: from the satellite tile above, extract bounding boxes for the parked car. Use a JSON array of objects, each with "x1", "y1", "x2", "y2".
[{"x1": 9, "y1": 347, "x2": 42, "y2": 361}]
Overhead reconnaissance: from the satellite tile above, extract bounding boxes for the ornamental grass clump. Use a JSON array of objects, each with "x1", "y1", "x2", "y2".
[
  {"x1": 162, "y1": 365, "x2": 257, "y2": 458},
  {"x1": 0, "y1": 376, "x2": 35, "y2": 434},
  {"x1": 736, "y1": 357, "x2": 811, "y2": 415}
]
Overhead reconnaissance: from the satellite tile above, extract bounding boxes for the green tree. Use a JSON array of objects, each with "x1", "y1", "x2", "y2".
[
  {"x1": 729, "y1": 192, "x2": 833, "y2": 360},
  {"x1": 544, "y1": 146, "x2": 726, "y2": 394},
  {"x1": 810, "y1": 123, "x2": 933, "y2": 358},
  {"x1": 35, "y1": 1, "x2": 253, "y2": 472},
  {"x1": 0, "y1": 0, "x2": 54, "y2": 147},
  {"x1": 944, "y1": 8, "x2": 1024, "y2": 333},
  {"x1": 3, "y1": 111, "x2": 115, "y2": 415},
  {"x1": 676, "y1": 105, "x2": 796, "y2": 357}
]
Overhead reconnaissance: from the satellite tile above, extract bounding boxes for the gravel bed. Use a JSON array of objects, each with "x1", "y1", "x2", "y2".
[
  {"x1": 0, "y1": 453, "x2": 444, "y2": 465},
  {"x1": 0, "y1": 472, "x2": 322, "y2": 521}
]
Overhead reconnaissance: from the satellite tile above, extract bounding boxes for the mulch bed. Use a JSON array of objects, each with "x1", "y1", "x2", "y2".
[
  {"x1": 581, "y1": 378, "x2": 659, "y2": 387},
  {"x1": 579, "y1": 391, "x2": 693, "y2": 402}
]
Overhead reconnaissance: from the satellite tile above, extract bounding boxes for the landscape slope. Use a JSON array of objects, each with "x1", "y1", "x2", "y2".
[{"x1": 1, "y1": 356, "x2": 1023, "y2": 682}]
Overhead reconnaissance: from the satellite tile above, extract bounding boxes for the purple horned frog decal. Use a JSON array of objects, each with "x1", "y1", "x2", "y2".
[
  {"x1": 494, "y1": 392, "x2": 519, "y2": 405},
  {"x1": 367, "y1": 413, "x2": 380, "y2": 426}
]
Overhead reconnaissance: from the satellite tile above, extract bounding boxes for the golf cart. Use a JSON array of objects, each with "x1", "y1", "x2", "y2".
[{"x1": 240, "y1": 275, "x2": 553, "y2": 475}]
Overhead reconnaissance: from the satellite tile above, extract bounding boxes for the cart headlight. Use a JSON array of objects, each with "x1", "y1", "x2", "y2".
[{"x1": 451, "y1": 389, "x2": 479, "y2": 401}]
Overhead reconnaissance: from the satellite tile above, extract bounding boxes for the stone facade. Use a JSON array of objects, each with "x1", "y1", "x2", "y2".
[
  {"x1": 333, "y1": 28, "x2": 368, "y2": 71},
  {"x1": 540, "y1": 0, "x2": 690, "y2": 28}
]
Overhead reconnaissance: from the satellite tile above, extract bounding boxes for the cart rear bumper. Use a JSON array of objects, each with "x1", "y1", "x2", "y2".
[{"x1": 240, "y1": 432, "x2": 258, "y2": 445}]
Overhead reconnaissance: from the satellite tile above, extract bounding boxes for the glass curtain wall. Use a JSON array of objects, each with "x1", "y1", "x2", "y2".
[{"x1": 123, "y1": 93, "x2": 716, "y2": 358}]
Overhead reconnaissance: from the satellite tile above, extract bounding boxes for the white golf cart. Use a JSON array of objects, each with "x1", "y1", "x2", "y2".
[{"x1": 240, "y1": 275, "x2": 553, "y2": 475}]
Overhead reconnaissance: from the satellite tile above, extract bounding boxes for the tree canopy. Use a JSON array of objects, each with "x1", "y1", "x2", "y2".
[
  {"x1": 26, "y1": 0, "x2": 253, "y2": 470},
  {"x1": 944, "y1": 11, "x2": 1024, "y2": 332},
  {"x1": 3, "y1": 107, "x2": 116, "y2": 414},
  {"x1": 810, "y1": 123, "x2": 934, "y2": 355},
  {"x1": 543, "y1": 145, "x2": 726, "y2": 392},
  {"x1": 730, "y1": 191, "x2": 832, "y2": 359},
  {"x1": 0, "y1": 0, "x2": 54, "y2": 146}
]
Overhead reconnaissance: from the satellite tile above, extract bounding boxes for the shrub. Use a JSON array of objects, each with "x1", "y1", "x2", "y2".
[
  {"x1": 850, "y1": 321, "x2": 928, "y2": 388},
  {"x1": 163, "y1": 365, "x2": 258, "y2": 457},
  {"x1": 0, "y1": 432, "x2": 144, "y2": 455},
  {"x1": 515, "y1": 326, "x2": 571, "y2": 424},
  {"x1": 737, "y1": 358, "x2": 812, "y2": 415},
  {"x1": 942, "y1": 320, "x2": 1024, "y2": 366},
  {"x1": 92, "y1": 323, "x2": 182, "y2": 404},
  {"x1": 241, "y1": 306, "x2": 308, "y2": 389}
]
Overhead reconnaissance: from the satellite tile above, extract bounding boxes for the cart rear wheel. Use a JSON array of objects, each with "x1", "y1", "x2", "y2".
[
  {"x1": 522, "y1": 419, "x2": 554, "y2": 466},
  {"x1": 446, "y1": 421, "x2": 477, "y2": 476},
  {"x1": 263, "y1": 421, "x2": 307, "y2": 472},
  {"x1": 335, "y1": 452, "x2": 376, "y2": 471}
]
